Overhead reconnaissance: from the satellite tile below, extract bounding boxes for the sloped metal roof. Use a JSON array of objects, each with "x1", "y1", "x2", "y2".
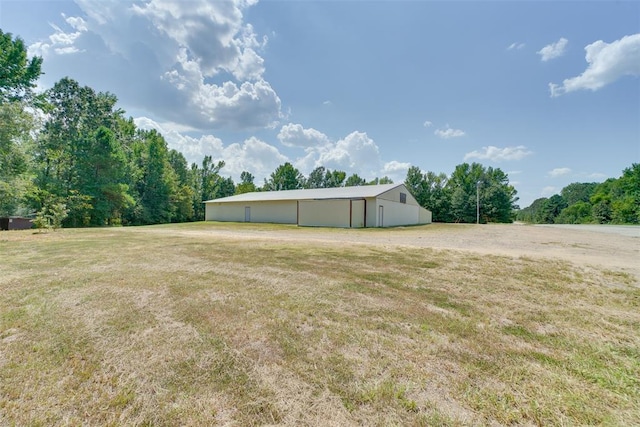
[{"x1": 204, "y1": 183, "x2": 403, "y2": 203}]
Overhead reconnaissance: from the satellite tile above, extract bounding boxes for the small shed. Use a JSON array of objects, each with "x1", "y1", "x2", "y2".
[
  {"x1": 204, "y1": 183, "x2": 432, "y2": 228},
  {"x1": 0, "y1": 217, "x2": 33, "y2": 231}
]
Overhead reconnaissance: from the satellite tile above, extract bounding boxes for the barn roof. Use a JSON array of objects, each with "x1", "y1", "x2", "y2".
[{"x1": 204, "y1": 183, "x2": 404, "y2": 203}]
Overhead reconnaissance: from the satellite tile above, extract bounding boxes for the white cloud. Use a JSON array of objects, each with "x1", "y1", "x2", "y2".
[
  {"x1": 382, "y1": 161, "x2": 411, "y2": 182},
  {"x1": 434, "y1": 126, "x2": 465, "y2": 139},
  {"x1": 587, "y1": 172, "x2": 608, "y2": 180},
  {"x1": 233, "y1": 47, "x2": 265, "y2": 81},
  {"x1": 222, "y1": 137, "x2": 289, "y2": 183},
  {"x1": 131, "y1": 0, "x2": 264, "y2": 80},
  {"x1": 548, "y1": 167, "x2": 572, "y2": 177},
  {"x1": 134, "y1": 117, "x2": 402, "y2": 184},
  {"x1": 29, "y1": 0, "x2": 282, "y2": 131},
  {"x1": 423, "y1": 120, "x2": 433, "y2": 128},
  {"x1": 537, "y1": 37, "x2": 568, "y2": 61},
  {"x1": 134, "y1": 117, "x2": 222, "y2": 163},
  {"x1": 507, "y1": 42, "x2": 525, "y2": 50},
  {"x1": 277, "y1": 123, "x2": 331, "y2": 148},
  {"x1": 64, "y1": 14, "x2": 88, "y2": 32},
  {"x1": 54, "y1": 46, "x2": 82, "y2": 55},
  {"x1": 464, "y1": 145, "x2": 533, "y2": 162},
  {"x1": 314, "y1": 131, "x2": 382, "y2": 177},
  {"x1": 383, "y1": 160, "x2": 410, "y2": 174},
  {"x1": 290, "y1": 129, "x2": 388, "y2": 180},
  {"x1": 193, "y1": 79, "x2": 282, "y2": 129},
  {"x1": 134, "y1": 116, "x2": 287, "y2": 181},
  {"x1": 29, "y1": 22, "x2": 86, "y2": 57},
  {"x1": 549, "y1": 33, "x2": 640, "y2": 97}
]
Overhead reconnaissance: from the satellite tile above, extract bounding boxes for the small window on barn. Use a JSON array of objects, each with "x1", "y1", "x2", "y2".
[{"x1": 400, "y1": 192, "x2": 407, "y2": 204}]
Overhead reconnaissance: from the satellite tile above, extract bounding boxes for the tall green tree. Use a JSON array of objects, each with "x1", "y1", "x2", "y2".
[
  {"x1": 0, "y1": 101, "x2": 34, "y2": 215},
  {"x1": 587, "y1": 165, "x2": 640, "y2": 224},
  {"x1": 345, "y1": 173, "x2": 366, "y2": 187},
  {"x1": 305, "y1": 166, "x2": 346, "y2": 188},
  {"x1": 591, "y1": 200, "x2": 612, "y2": 224},
  {"x1": 216, "y1": 177, "x2": 236, "y2": 199},
  {"x1": 264, "y1": 162, "x2": 304, "y2": 191},
  {"x1": 201, "y1": 156, "x2": 233, "y2": 200},
  {"x1": 555, "y1": 201, "x2": 592, "y2": 224},
  {"x1": 134, "y1": 130, "x2": 178, "y2": 224},
  {"x1": 539, "y1": 182, "x2": 599, "y2": 224},
  {"x1": 610, "y1": 164, "x2": 640, "y2": 224},
  {"x1": 200, "y1": 156, "x2": 225, "y2": 201},
  {"x1": 537, "y1": 194, "x2": 567, "y2": 224},
  {"x1": 190, "y1": 156, "x2": 234, "y2": 219},
  {"x1": 168, "y1": 149, "x2": 190, "y2": 186},
  {"x1": 305, "y1": 166, "x2": 327, "y2": 189},
  {"x1": 82, "y1": 126, "x2": 133, "y2": 225},
  {"x1": 448, "y1": 163, "x2": 485, "y2": 223},
  {"x1": 33, "y1": 78, "x2": 124, "y2": 226},
  {"x1": 480, "y1": 167, "x2": 518, "y2": 223},
  {"x1": 368, "y1": 176, "x2": 393, "y2": 185},
  {"x1": 236, "y1": 171, "x2": 257, "y2": 194},
  {"x1": 561, "y1": 182, "x2": 597, "y2": 206},
  {"x1": 0, "y1": 30, "x2": 43, "y2": 103},
  {"x1": 404, "y1": 167, "x2": 452, "y2": 222},
  {"x1": 167, "y1": 149, "x2": 195, "y2": 222},
  {"x1": 0, "y1": 30, "x2": 42, "y2": 215},
  {"x1": 404, "y1": 166, "x2": 428, "y2": 206},
  {"x1": 516, "y1": 197, "x2": 547, "y2": 223},
  {"x1": 447, "y1": 163, "x2": 517, "y2": 223},
  {"x1": 325, "y1": 169, "x2": 346, "y2": 187},
  {"x1": 424, "y1": 172, "x2": 452, "y2": 222}
]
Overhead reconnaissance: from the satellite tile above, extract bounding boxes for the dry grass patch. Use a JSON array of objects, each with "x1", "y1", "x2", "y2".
[{"x1": 1, "y1": 223, "x2": 638, "y2": 425}]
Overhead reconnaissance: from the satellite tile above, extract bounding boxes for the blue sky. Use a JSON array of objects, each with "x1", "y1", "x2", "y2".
[{"x1": 1, "y1": 0, "x2": 638, "y2": 207}]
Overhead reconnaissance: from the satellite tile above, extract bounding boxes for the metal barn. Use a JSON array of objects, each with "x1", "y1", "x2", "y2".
[{"x1": 204, "y1": 184, "x2": 432, "y2": 228}]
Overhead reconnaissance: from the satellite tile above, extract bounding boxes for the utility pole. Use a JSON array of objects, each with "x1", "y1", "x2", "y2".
[{"x1": 476, "y1": 181, "x2": 480, "y2": 225}]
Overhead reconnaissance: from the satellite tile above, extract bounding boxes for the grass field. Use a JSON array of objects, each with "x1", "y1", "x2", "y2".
[{"x1": 1, "y1": 222, "x2": 638, "y2": 426}]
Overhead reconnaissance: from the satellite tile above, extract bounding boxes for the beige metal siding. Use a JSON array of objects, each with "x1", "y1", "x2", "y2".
[
  {"x1": 419, "y1": 207, "x2": 432, "y2": 224},
  {"x1": 373, "y1": 186, "x2": 432, "y2": 226},
  {"x1": 351, "y1": 200, "x2": 365, "y2": 228},
  {"x1": 298, "y1": 200, "x2": 351, "y2": 227},
  {"x1": 365, "y1": 198, "x2": 377, "y2": 227},
  {"x1": 206, "y1": 203, "x2": 242, "y2": 221},
  {"x1": 205, "y1": 200, "x2": 298, "y2": 224},
  {"x1": 375, "y1": 200, "x2": 420, "y2": 227},
  {"x1": 377, "y1": 186, "x2": 420, "y2": 206}
]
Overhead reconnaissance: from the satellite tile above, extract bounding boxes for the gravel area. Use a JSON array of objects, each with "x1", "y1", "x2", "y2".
[
  {"x1": 181, "y1": 223, "x2": 640, "y2": 282},
  {"x1": 534, "y1": 224, "x2": 640, "y2": 237}
]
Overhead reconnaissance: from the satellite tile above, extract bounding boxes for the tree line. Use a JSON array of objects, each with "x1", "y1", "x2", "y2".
[
  {"x1": 405, "y1": 163, "x2": 519, "y2": 223},
  {"x1": 1, "y1": 29, "x2": 518, "y2": 227},
  {"x1": 515, "y1": 165, "x2": 640, "y2": 225},
  {"x1": 2, "y1": 30, "x2": 405, "y2": 228}
]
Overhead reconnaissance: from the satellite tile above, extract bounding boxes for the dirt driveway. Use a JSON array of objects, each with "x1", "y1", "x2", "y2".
[{"x1": 176, "y1": 223, "x2": 639, "y2": 282}]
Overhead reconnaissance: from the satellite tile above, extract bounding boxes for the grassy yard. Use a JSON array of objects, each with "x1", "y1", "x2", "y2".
[{"x1": 1, "y1": 223, "x2": 638, "y2": 426}]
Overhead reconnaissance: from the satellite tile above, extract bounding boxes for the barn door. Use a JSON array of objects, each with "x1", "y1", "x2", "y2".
[
  {"x1": 350, "y1": 200, "x2": 365, "y2": 228},
  {"x1": 378, "y1": 205, "x2": 384, "y2": 227},
  {"x1": 244, "y1": 206, "x2": 251, "y2": 222}
]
